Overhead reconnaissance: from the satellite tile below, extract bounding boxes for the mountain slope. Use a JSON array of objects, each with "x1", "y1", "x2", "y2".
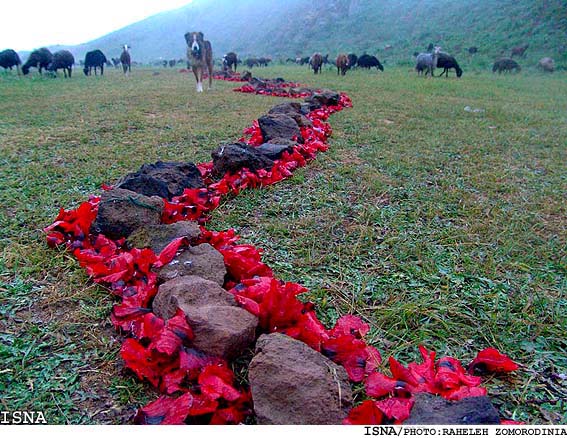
[{"x1": 42, "y1": 0, "x2": 567, "y2": 66}]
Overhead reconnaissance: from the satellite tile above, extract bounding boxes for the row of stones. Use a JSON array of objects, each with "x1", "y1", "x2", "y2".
[{"x1": 88, "y1": 88, "x2": 357, "y2": 423}]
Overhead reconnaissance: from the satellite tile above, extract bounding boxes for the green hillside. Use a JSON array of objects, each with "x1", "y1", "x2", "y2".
[{"x1": 40, "y1": 0, "x2": 566, "y2": 67}]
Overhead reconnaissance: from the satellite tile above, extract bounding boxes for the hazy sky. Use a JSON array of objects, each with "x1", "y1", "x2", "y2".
[{"x1": 2, "y1": 0, "x2": 193, "y2": 51}]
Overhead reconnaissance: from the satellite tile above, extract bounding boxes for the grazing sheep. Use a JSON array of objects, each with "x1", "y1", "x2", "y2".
[
  {"x1": 336, "y1": 53, "x2": 349, "y2": 76},
  {"x1": 83, "y1": 49, "x2": 107, "y2": 76},
  {"x1": 415, "y1": 46, "x2": 440, "y2": 77},
  {"x1": 347, "y1": 53, "x2": 358, "y2": 69},
  {"x1": 436, "y1": 52, "x2": 463, "y2": 78},
  {"x1": 309, "y1": 53, "x2": 323, "y2": 74},
  {"x1": 22, "y1": 47, "x2": 53, "y2": 75},
  {"x1": 245, "y1": 58, "x2": 259, "y2": 68},
  {"x1": 47, "y1": 50, "x2": 75, "y2": 78},
  {"x1": 511, "y1": 44, "x2": 528, "y2": 58},
  {"x1": 492, "y1": 58, "x2": 521, "y2": 74},
  {"x1": 120, "y1": 45, "x2": 131, "y2": 74},
  {"x1": 538, "y1": 57, "x2": 555, "y2": 73},
  {"x1": 357, "y1": 54, "x2": 384, "y2": 71},
  {"x1": 0, "y1": 49, "x2": 22, "y2": 74},
  {"x1": 223, "y1": 52, "x2": 238, "y2": 71}
]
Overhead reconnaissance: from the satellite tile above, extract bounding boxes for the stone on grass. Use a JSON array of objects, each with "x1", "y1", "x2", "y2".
[
  {"x1": 268, "y1": 102, "x2": 312, "y2": 128},
  {"x1": 153, "y1": 275, "x2": 258, "y2": 360},
  {"x1": 115, "y1": 161, "x2": 204, "y2": 200},
  {"x1": 126, "y1": 221, "x2": 201, "y2": 253},
  {"x1": 153, "y1": 275, "x2": 235, "y2": 320},
  {"x1": 184, "y1": 305, "x2": 258, "y2": 359},
  {"x1": 249, "y1": 333, "x2": 352, "y2": 425},
  {"x1": 405, "y1": 393, "x2": 501, "y2": 425},
  {"x1": 157, "y1": 243, "x2": 227, "y2": 286},
  {"x1": 91, "y1": 188, "x2": 164, "y2": 240},
  {"x1": 211, "y1": 143, "x2": 274, "y2": 176},
  {"x1": 257, "y1": 114, "x2": 303, "y2": 144},
  {"x1": 255, "y1": 143, "x2": 295, "y2": 160}
]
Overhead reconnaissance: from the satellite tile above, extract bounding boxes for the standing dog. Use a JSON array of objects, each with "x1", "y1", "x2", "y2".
[{"x1": 185, "y1": 31, "x2": 213, "y2": 92}]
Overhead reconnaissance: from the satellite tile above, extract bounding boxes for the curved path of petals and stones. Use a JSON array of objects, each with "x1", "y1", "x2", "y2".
[{"x1": 45, "y1": 72, "x2": 520, "y2": 425}]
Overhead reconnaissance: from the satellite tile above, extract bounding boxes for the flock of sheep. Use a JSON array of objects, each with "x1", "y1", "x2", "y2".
[
  {"x1": 0, "y1": 45, "x2": 132, "y2": 77},
  {"x1": 0, "y1": 43, "x2": 557, "y2": 79}
]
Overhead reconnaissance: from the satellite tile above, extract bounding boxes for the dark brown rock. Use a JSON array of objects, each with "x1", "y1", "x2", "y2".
[
  {"x1": 255, "y1": 143, "x2": 295, "y2": 160},
  {"x1": 115, "y1": 161, "x2": 204, "y2": 200},
  {"x1": 405, "y1": 393, "x2": 501, "y2": 425},
  {"x1": 157, "y1": 243, "x2": 227, "y2": 286},
  {"x1": 249, "y1": 333, "x2": 352, "y2": 425},
  {"x1": 126, "y1": 221, "x2": 201, "y2": 253},
  {"x1": 153, "y1": 275, "x2": 235, "y2": 320},
  {"x1": 257, "y1": 114, "x2": 304, "y2": 144},
  {"x1": 268, "y1": 102, "x2": 312, "y2": 128},
  {"x1": 91, "y1": 188, "x2": 164, "y2": 240},
  {"x1": 211, "y1": 143, "x2": 274, "y2": 176},
  {"x1": 184, "y1": 305, "x2": 258, "y2": 359}
]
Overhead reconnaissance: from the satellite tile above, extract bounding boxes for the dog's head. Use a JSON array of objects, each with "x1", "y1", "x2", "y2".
[{"x1": 185, "y1": 32, "x2": 204, "y2": 58}]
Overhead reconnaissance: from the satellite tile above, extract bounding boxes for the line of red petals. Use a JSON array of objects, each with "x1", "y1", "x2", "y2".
[{"x1": 44, "y1": 82, "x2": 519, "y2": 425}]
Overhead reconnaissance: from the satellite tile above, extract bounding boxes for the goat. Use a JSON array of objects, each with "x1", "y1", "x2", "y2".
[
  {"x1": 223, "y1": 52, "x2": 238, "y2": 71},
  {"x1": 492, "y1": 58, "x2": 521, "y2": 74},
  {"x1": 511, "y1": 44, "x2": 528, "y2": 58},
  {"x1": 309, "y1": 53, "x2": 323, "y2": 74},
  {"x1": 336, "y1": 54, "x2": 349, "y2": 76},
  {"x1": 415, "y1": 46, "x2": 440, "y2": 77}
]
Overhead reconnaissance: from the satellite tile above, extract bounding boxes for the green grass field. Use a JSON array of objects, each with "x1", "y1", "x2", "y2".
[{"x1": 1, "y1": 64, "x2": 565, "y2": 424}]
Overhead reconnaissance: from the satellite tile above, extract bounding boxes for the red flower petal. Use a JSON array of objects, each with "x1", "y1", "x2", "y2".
[
  {"x1": 468, "y1": 348, "x2": 519, "y2": 374},
  {"x1": 343, "y1": 400, "x2": 384, "y2": 425}
]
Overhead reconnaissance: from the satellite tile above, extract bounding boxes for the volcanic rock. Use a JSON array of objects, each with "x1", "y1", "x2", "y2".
[
  {"x1": 306, "y1": 89, "x2": 340, "y2": 107},
  {"x1": 184, "y1": 305, "x2": 258, "y2": 359},
  {"x1": 126, "y1": 221, "x2": 201, "y2": 253},
  {"x1": 115, "y1": 161, "x2": 204, "y2": 200},
  {"x1": 255, "y1": 143, "x2": 295, "y2": 160},
  {"x1": 268, "y1": 102, "x2": 312, "y2": 128},
  {"x1": 157, "y1": 243, "x2": 227, "y2": 286},
  {"x1": 258, "y1": 114, "x2": 304, "y2": 144},
  {"x1": 211, "y1": 143, "x2": 274, "y2": 176},
  {"x1": 405, "y1": 393, "x2": 501, "y2": 425},
  {"x1": 153, "y1": 275, "x2": 235, "y2": 320},
  {"x1": 90, "y1": 188, "x2": 164, "y2": 240},
  {"x1": 249, "y1": 333, "x2": 352, "y2": 425}
]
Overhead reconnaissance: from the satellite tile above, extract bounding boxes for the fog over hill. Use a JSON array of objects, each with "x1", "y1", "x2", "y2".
[{"x1": 28, "y1": 0, "x2": 567, "y2": 66}]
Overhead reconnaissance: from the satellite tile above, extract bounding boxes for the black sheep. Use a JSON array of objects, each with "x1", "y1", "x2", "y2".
[
  {"x1": 357, "y1": 54, "x2": 384, "y2": 71},
  {"x1": 0, "y1": 49, "x2": 22, "y2": 74},
  {"x1": 22, "y1": 48, "x2": 53, "y2": 75},
  {"x1": 436, "y1": 53, "x2": 463, "y2": 77},
  {"x1": 47, "y1": 50, "x2": 75, "y2": 78},
  {"x1": 347, "y1": 53, "x2": 358, "y2": 69},
  {"x1": 222, "y1": 52, "x2": 238, "y2": 71},
  {"x1": 492, "y1": 58, "x2": 521, "y2": 74},
  {"x1": 83, "y1": 49, "x2": 107, "y2": 76}
]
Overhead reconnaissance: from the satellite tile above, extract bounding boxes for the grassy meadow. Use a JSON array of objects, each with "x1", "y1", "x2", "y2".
[{"x1": 0, "y1": 64, "x2": 565, "y2": 424}]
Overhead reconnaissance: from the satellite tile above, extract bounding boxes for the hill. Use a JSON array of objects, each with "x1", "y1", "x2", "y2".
[{"x1": 32, "y1": 0, "x2": 567, "y2": 66}]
